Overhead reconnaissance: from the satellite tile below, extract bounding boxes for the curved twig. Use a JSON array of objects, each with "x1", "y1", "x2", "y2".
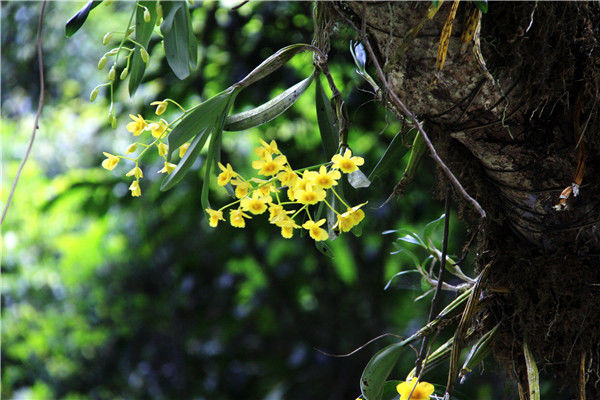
[{"x1": 1, "y1": 0, "x2": 47, "y2": 226}]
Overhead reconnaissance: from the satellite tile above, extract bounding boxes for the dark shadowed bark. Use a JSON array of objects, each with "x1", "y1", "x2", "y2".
[{"x1": 330, "y1": 2, "x2": 600, "y2": 397}]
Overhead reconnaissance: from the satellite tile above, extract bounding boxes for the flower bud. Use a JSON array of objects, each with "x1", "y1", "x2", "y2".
[
  {"x1": 120, "y1": 67, "x2": 129, "y2": 80},
  {"x1": 140, "y1": 48, "x2": 149, "y2": 64},
  {"x1": 102, "y1": 32, "x2": 112, "y2": 45},
  {"x1": 108, "y1": 66, "x2": 116, "y2": 81},
  {"x1": 111, "y1": 114, "x2": 117, "y2": 129},
  {"x1": 98, "y1": 55, "x2": 107, "y2": 70},
  {"x1": 107, "y1": 48, "x2": 119, "y2": 56},
  {"x1": 126, "y1": 143, "x2": 138, "y2": 154},
  {"x1": 143, "y1": 7, "x2": 151, "y2": 22},
  {"x1": 156, "y1": 2, "x2": 163, "y2": 22},
  {"x1": 90, "y1": 87, "x2": 99, "y2": 102}
]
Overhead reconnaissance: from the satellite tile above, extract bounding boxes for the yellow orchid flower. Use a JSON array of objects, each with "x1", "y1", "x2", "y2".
[
  {"x1": 129, "y1": 180, "x2": 141, "y2": 197},
  {"x1": 230, "y1": 209, "x2": 251, "y2": 228},
  {"x1": 396, "y1": 378, "x2": 434, "y2": 400},
  {"x1": 158, "y1": 161, "x2": 177, "y2": 174},
  {"x1": 313, "y1": 165, "x2": 341, "y2": 189},
  {"x1": 252, "y1": 153, "x2": 287, "y2": 176},
  {"x1": 101, "y1": 152, "x2": 120, "y2": 170},
  {"x1": 150, "y1": 100, "x2": 168, "y2": 115},
  {"x1": 205, "y1": 208, "x2": 225, "y2": 228},
  {"x1": 148, "y1": 119, "x2": 168, "y2": 138},
  {"x1": 179, "y1": 142, "x2": 190, "y2": 158},
  {"x1": 331, "y1": 148, "x2": 364, "y2": 174},
  {"x1": 125, "y1": 166, "x2": 143, "y2": 179},
  {"x1": 217, "y1": 162, "x2": 238, "y2": 186},
  {"x1": 126, "y1": 114, "x2": 148, "y2": 136},
  {"x1": 302, "y1": 219, "x2": 329, "y2": 241}
]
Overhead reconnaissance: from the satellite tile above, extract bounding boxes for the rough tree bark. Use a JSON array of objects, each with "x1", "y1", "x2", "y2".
[{"x1": 329, "y1": 2, "x2": 600, "y2": 397}]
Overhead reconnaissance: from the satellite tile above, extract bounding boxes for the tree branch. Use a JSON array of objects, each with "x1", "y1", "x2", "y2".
[
  {"x1": 1, "y1": 0, "x2": 47, "y2": 226},
  {"x1": 332, "y1": 2, "x2": 487, "y2": 219}
]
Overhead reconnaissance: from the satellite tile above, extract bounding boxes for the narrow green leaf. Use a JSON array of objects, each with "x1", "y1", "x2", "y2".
[
  {"x1": 236, "y1": 44, "x2": 312, "y2": 88},
  {"x1": 368, "y1": 129, "x2": 412, "y2": 181},
  {"x1": 523, "y1": 341, "x2": 540, "y2": 400},
  {"x1": 381, "y1": 380, "x2": 401, "y2": 400},
  {"x1": 361, "y1": 342, "x2": 406, "y2": 400},
  {"x1": 474, "y1": 0, "x2": 488, "y2": 13},
  {"x1": 201, "y1": 129, "x2": 219, "y2": 211},
  {"x1": 201, "y1": 93, "x2": 236, "y2": 211},
  {"x1": 315, "y1": 73, "x2": 338, "y2": 158},
  {"x1": 128, "y1": 1, "x2": 157, "y2": 97},
  {"x1": 224, "y1": 73, "x2": 315, "y2": 131},
  {"x1": 423, "y1": 213, "x2": 445, "y2": 241},
  {"x1": 167, "y1": 91, "x2": 233, "y2": 158},
  {"x1": 315, "y1": 241, "x2": 334, "y2": 258},
  {"x1": 160, "y1": 126, "x2": 209, "y2": 191},
  {"x1": 459, "y1": 324, "x2": 498, "y2": 383},
  {"x1": 161, "y1": 1, "x2": 193, "y2": 79},
  {"x1": 187, "y1": 6, "x2": 198, "y2": 70},
  {"x1": 65, "y1": 0, "x2": 102, "y2": 37}
]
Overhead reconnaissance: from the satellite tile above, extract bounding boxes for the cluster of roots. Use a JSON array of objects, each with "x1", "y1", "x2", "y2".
[{"x1": 330, "y1": 1, "x2": 600, "y2": 397}]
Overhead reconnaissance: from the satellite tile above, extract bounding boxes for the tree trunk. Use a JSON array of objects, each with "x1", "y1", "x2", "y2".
[{"x1": 332, "y1": 2, "x2": 600, "y2": 397}]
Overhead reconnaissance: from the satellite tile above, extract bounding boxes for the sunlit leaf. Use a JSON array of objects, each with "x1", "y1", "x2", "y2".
[
  {"x1": 129, "y1": 1, "x2": 157, "y2": 96},
  {"x1": 65, "y1": 0, "x2": 102, "y2": 37},
  {"x1": 361, "y1": 342, "x2": 406, "y2": 400}
]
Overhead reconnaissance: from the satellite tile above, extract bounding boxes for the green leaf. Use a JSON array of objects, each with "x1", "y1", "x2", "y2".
[
  {"x1": 128, "y1": 1, "x2": 157, "y2": 97},
  {"x1": 423, "y1": 213, "x2": 445, "y2": 242},
  {"x1": 160, "y1": 126, "x2": 209, "y2": 192},
  {"x1": 315, "y1": 73, "x2": 338, "y2": 158},
  {"x1": 65, "y1": 0, "x2": 102, "y2": 37},
  {"x1": 381, "y1": 380, "x2": 401, "y2": 400},
  {"x1": 160, "y1": 1, "x2": 196, "y2": 79},
  {"x1": 361, "y1": 342, "x2": 406, "y2": 400},
  {"x1": 236, "y1": 44, "x2": 312, "y2": 88},
  {"x1": 224, "y1": 73, "x2": 315, "y2": 131},
  {"x1": 167, "y1": 91, "x2": 233, "y2": 158},
  {"x1": 368, "y1": 129, "x2": 412, "y2": 181},
  {"x1": 474, "y1": 0, "x2": 488, "y2": 13},
  {"x1": 201, "y1": 129, "x2": 219, "y2": 212},
  {"x1": 201, "y1": 93, "x2": 236, "y2": 211},
  {"x1": 315, "y1": 241, "x2": 334, "y2": 258}
]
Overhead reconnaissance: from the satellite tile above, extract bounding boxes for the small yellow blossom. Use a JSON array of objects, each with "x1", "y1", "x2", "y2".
[
  {"x1": 126, "y1": 114, "x2": 148, "y2": 136},
  {"x1": 277, "y1": 168, "x2": 299, "y2": 187},
  {"x1": 334, "y1": 211, "x2": 355, "y2": 232},
  {"x1": 251, "y1": 178, "x2": 278, "y2": 197},
  {"x1": 230, "y1": 209, "x2": 251, "y2": 228},
  {"x1": 179, "y1": 142, "x2": 190, "y2": 158},
  {"x1": 241, "y1": 191, "x2": 269, "y2": 215},
  {"x1": 129, "y1": 180, "x2": 142, "y2": 197},
  {"x1": 230, "y1": 178, "x2": 252, "y2": 198},
  {"x1": 126, "y1": 143, "x2": 138, "y2": 154},
  {"x1": 295, "y1": 183, "x2": 326, "y2": 205},
  {"x1": 252, "y1": 153, "x2": 287, "y2": 176},
  {"x1": 331, "y1": 148, "x2": 365, "y2": 174},
  {"x1": 313, "y1": 165, "x2": 341, "y2": 189},
  {"x1": 101, "y1": 152, "x2": 120, "y2": 170},
  {"x1": 149, "y1": 119, "x2": 168, "y2": 138},
  {"x1": 125, "y1": 166, "x2": 143, "y2": 179},
  {"x1": 151, "y1": 100, "x2": 168, "y2": 115},
  {"x1": 157, "y1": 142, "x2": 168, "y2": 157},
  {"x1": 217, "y1": 162, "x2": 238, "y2": 186},
  {"x1": 158, "y1": 161, "x2": 177, "y2": 174},
  {"x1": 349, "y1": 202, "x2": 368, "y2": 225},
  {"x1": 254, "y1": 139, "x2": 280, "y2": 159},
  {"x1": 205, "y1": 208, "x2": 225, "y2": 228},
  {"x1": 302, "y1": 219, "x2": 329, "y2": 241},
  {"x1": 396, "y1": 378, "x2": 435, "y2": 400},
  {"x1": 281, "y1": 225, "x2": 294, "y2": 238}
]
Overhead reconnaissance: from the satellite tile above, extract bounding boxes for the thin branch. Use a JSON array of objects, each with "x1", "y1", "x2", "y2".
[
  {"x1": 416, "y1": 192, "x2": 451, "y2": 376},
  {"x1": 333, "y1": 3, "x2": 486, "y2": 219},
  {"x1": 1, "y1": 0, "x2": 47, "y2": 226}
]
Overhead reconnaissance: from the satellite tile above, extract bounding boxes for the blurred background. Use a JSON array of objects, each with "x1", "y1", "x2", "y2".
[{"x1": 1, "y1": 1, "x2": 526, "y2": 399}]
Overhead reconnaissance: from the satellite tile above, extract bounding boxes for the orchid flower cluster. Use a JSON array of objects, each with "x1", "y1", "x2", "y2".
[
  {"x1": 101, "y1": 100, "x2": 190, "y2": 197},
  {"x1": 206, "y1": 140, "x2": 367, "y2": 241}
]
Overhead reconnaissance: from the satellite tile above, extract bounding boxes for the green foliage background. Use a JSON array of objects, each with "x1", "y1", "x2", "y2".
[{"x1": 0, "y1": 2, "x2": 532, "y2": 399}]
